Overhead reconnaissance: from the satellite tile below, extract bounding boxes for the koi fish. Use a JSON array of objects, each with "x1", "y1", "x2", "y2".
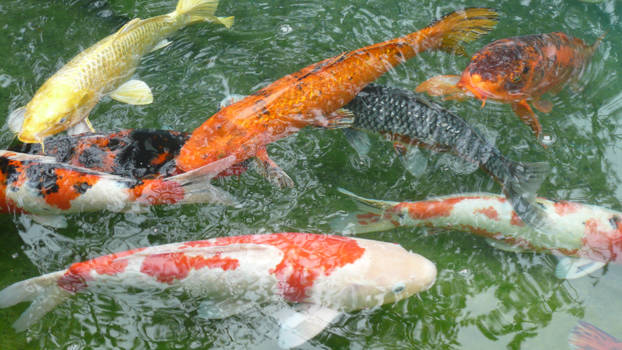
[
  {"x1": 0, "y1": 150, "x2": 235, "y2": 226},
  {"x1": 332, "y1": 188, "x2": 622, "y2": 279},
  {"x1": 10, "y1": 129, "x2": 249, "y2": 179},
  {"x1": 0, "y1": 232, "x2": 436, "y2": 348},
  {"x1": 570, "y1": 321, "x2": 622, "y2": 350},
  {"x1": 416, "y1": 32, "x2": 603, "y2": 141},
  {"x1": 343, "y1": 84, "x2": 549, "y2": 228},
  {"x1": 176, "y1": 8, "x2": 499, "y2": 187},
  {"x1": 7, "y1": 0, "x2": 233, "y2": 148}
]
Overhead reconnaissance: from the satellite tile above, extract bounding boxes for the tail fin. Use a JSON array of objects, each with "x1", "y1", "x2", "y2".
[
  {"x1": 0, "y1": 270, "x2": 71, "y2": 332},
  {"x1": 330, "y1": 188, "x2": 400, "y2": 234},
  {"x1": 426, "y1": 8, "x2": 499, "y2": 56},
  {"x1": 501, "y1": 160, "x2": 551, "y2": 230},
  {"x1": 569, "y1": 321, "x2": 622, "y2": 350},
  {"x1": 165, "y1": 155, "x2": 238, "y2": 206},
  {"x1": 174, "y1": 0, "x2": 234, "y2": 28}
]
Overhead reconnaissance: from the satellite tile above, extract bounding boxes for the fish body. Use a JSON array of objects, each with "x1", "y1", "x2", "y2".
[
  {"x1": 570, "y1": 321, "x2": 622, "y2": 350},
  {"x1": 333, "y1": 189, "x2": 622, "y2": 277},
  {"x1": 0, "y1": 150, "x2": 235, "y2": 218},
  {"x1": 0, "y1": 232, "x2": 436, "y2": 347},
  {"x1": 176, "y1": 8, "x2": 499, "y2": 184},
  {"x1": 416, "y1": 32, "x2": 601, "y2": 139},
  {"x1": 9, "y1": 0, "x2": 233, "y2": 146},
  {"x1": 345, "y1": 84, "x2": 549, "y2": 228}
]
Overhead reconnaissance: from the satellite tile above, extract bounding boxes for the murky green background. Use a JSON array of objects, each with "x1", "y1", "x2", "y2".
[{"x1": 1, "y1": 0, "x2": 622, "y2": 349}]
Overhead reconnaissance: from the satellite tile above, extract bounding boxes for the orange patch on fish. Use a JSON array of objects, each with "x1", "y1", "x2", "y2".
[
  {"x1": 140, "y1": 252, "x2": 240, "y2": 284},
  {"x1": 42, "y1": 169, "x2": 100, "y2": 210},
  {"x1": 474, "y1": 206, "x2": 499, "y2": 220},
  {"x1": 130, "y1": 179, "x2": 185, "y2": 205},
  {"x1": 553, "y1": 201, "x2": 581, "y2": 216}
]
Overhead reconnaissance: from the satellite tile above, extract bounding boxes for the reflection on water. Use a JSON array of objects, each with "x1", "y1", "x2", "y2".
[{"x1": 1, "y1": 0, "x2": 622, "y2": 349}]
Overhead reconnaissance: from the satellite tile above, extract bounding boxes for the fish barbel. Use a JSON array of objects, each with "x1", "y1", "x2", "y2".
[
  {"x1": 416, "y1": 32, "x2": 603, "y2": 141},
  {"x1": 344, "y1": 84, "x2": 549, "y2": 228},
  {"x1": 333, "y1": 189, "x2": 622, "y2": 279},
  {"x1": 8, "y1": 0, "x2": 233, "y2": 148},
  {"x1": 0, "y1": 232, "x2": 436, "y2": 348},
  {"x1": 176, "y1": 8, "x2": 499, "y2": 187}
]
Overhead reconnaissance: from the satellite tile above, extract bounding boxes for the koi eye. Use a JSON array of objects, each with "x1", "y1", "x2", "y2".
[
  {"x1": 511, "y1": 75, "x2": 521, "y2": 83},
  {"x1": 392, "y1": 282, "x2": 406, "y2": 294},
  {"x1": 59, "y1": 117, "x2": 67, "y2": 124}
]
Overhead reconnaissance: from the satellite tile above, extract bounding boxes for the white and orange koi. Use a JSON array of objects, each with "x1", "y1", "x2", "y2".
[
  {"x1": 0, "y1": 151, "x2": 235, "y2": 226},
  {"x1": 0, "y1": 233, "x2": 436, "y2": 348},
  {"x1": 333, "y1": 189, "x2": 622, "y2": 279}
]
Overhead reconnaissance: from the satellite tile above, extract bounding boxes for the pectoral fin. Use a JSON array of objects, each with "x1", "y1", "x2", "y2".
[
  {"x1": 255, "y1": 148, "x2": 294, "y2": 189},
  {"x1": 275, "y1": 304, "x2": 341, "y2": 349},
  {"x1": 322, "y1": 109, "x2": 355, "y2": 129},
  {"x1": 150, "y1": 39, "x2": 172, "y2": 53},
  {"x1": 555, "y1": 257, "x2": 606, "y2": 279},
  {"x1": 67, "y1": 118, "x2": 95, "y2": 135},
  {"x1": 342, "y1": 128, "x2": 371, "y2": 158},
  {"x1": 485, "y1": 238, "x2": 527, "y2": 253},
  {"x1": 511, "y1": 100, "x2": 542, "y2": 139},
  {"x1": 7, "y1": 106, "x2": 26, "y2": 133},
  {"x1": 109, "y1": 79, "x2": 153, "y2": 105},
  {"x1": 532, "y1": 98, "x2": 553, "y2": 113},
  {"x1": 397, "y1": 146, "x2": 428, "y2": 177},
  {"x1": 29, "y1": 214, "x2": 68, "y2": 228},
  {"x1": 197, "y1": 299, "x2": 254, "y2": 319},
  {"x1": 415, "y1": 75, "x2": 469, "y2": 100}
]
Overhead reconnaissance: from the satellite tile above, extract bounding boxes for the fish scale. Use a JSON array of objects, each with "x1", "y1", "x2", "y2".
[{"x1": 345, "y1": 84, "x2": 550, "y2": 230}]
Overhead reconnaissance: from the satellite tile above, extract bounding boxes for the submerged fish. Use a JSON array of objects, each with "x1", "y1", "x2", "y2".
[
  {"x1": 176, "y1": 8, "x2": 499, "y2": 187},
  {"x1": 333, "y1": 189, "x2": 622, "y2": 279},
  {"x1": 416, "y1": 32, "x2": 603, "y2": 141},
  {"x1": 8, "y1": 0, "x2": 233, "y2": 148},
  {"x1": 0, "y1": 150, "x2": 235, "y2": 226},
  {"x1": 0, "y1": 232, "x2": 436, "y2": 348},
  {"x1": 570, "y1": 321, "x2": 622, "y2": 350},
  {"x1": 344, "y1": 84, "x2": 549, "y2": 228}
]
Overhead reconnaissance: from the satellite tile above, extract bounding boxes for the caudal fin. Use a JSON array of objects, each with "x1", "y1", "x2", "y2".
[
  {"x1": 330, "y1": 188, "x2": 400, "y2": 234},
  {"x1": 569, "y1": 321, "x2": 622, "y2": 350},
  {"x1": 502, "y1": 160, "x2": 551, "y2": 230},
  {"x1": 426, "y1": 8, "x2": 499, "y2": 56},
  {"x1": 0, "y1": 270, "x2": 71, "y2": 332},
  {"x1": 174, "y1": 0, "x2": 234, "y2": 28}
]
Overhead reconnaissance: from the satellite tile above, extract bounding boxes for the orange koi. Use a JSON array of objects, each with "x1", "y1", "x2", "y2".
[
  {"x1": 416, "y1": 32, "x2": 603, "y2": 141},
  {"x1": 176, "y1": 8, "x2": 499, "y2": 186}
]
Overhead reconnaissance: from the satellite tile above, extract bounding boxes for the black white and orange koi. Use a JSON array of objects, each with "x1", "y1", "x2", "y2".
[
  {"x1": 0, "y1": 150, "x2": 235, "y2": 221},
  {"x1": 0, "y1": 232, "x2": 436, "y2": 348},
  {"x1": 333, "y1": 189, "x2": 622, "y2": 279}
]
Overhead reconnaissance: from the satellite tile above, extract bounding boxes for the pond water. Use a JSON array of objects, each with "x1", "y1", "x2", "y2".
[{"x1": 1, "y1": 0, "x2": 622, "y2": 349}]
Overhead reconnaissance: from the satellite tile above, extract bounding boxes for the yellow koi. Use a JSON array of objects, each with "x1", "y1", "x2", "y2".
[{"x1": 8, "y1": 0, "x2": 233, "y2": 148}]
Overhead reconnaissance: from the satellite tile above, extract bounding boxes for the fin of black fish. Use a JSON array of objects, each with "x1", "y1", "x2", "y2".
[
  {"x1": 342, "y1": 128, "x2": 371, "y2": 158},
  {"x1": 254, "y1": 147, "x2": 294, "y2": 189},
  {"x1": 276, "y1": 304, "x2": 341, "y2": 349}
]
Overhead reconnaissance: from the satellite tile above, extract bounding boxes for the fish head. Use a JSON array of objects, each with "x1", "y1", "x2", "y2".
[
  {"x1": 457, "y1": 41, "x2": 532, "y2": 103},
  {"x1": 19, "y1": 82, "x2": 95, "y2": 144},
  {"x1": 324, "y1": 239, "x2": 436, "y2": 310}
]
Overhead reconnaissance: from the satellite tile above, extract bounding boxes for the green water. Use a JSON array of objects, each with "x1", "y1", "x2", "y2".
[{"x1": 1, "y1": 0, "x2": 622, "y2": 349}]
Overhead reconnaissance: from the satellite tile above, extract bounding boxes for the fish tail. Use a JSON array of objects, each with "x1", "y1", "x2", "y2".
[
  {"x1": 494, "y1": 156, "x2": 550, "y2": 229},
  {"x1": 0, "y1": 270, "x2": 71, "y2": 332},
  {"x1": 330, "y1": 188, "x2": 400, "y2": 234},
  {"x1": 425, "y1": 8, "x2": 499, "y2": 56},
  {"x1": 173, "y1": 0, "x2": 234, "y2": 28},
  {"x1": 569, "y1": 321, "x2": 622, "y2": 350}
]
